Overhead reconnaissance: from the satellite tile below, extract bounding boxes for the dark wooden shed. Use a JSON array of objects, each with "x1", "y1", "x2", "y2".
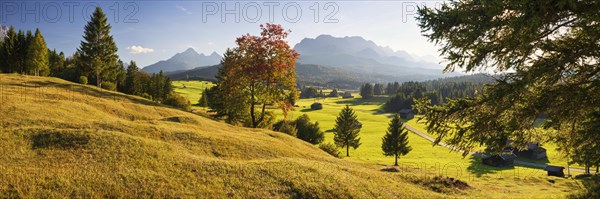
[
  {"x1": 310, "y1": 102, "x2": 323, "y2": 110},
  {"x1": 342, "y1": 92, "x2": 354, "y2": 99},
  {"x1": 399, "y1": 109, "x2": 414, "y2": 120},
  {"x1": 545, "y1": 165, "x2": 565, "y2": 177},
  {"x1": 482, "y1": 150, "x2": 517, "y2": 167}
]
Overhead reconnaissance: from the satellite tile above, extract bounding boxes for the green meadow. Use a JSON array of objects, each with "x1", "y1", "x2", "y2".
[{"x1": 174, "y1": 81, "x2": 586, "y2": 198}]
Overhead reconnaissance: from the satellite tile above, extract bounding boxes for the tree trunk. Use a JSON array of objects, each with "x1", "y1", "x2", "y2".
[
  {"x1": 346, "y1": 145, "x2": 349, "y2": 157},
  {"x1": 596, "y1": 165, "x2": 598, "y2": 173},
  {"x1": 250, "y1": 85, "x2": 257, "y2": 128},
  {"x1": 96, "y1": 70, "x2": 101, "y2": 87},
  {"x1": 394, "y1": 154, "x2": 398, "y2": 166}
]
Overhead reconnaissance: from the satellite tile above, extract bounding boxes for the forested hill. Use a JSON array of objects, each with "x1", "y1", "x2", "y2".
[{"x1": 166, "y1": 63, "x2": 377, "y2": 88}]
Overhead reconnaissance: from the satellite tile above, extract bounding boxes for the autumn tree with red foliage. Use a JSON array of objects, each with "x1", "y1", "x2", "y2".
[{"x1": 213, "y1": 24, "x2": 299, "y2": 128}]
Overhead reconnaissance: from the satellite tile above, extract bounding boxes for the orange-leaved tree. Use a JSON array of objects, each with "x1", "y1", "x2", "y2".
[{"x1": 215, "y1": 24, "x2": 299, "y2": 128}]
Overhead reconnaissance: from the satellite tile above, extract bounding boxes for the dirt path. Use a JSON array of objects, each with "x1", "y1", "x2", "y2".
[{"x1": 403, "y1": 124, "x2": 593, "y2": 174}]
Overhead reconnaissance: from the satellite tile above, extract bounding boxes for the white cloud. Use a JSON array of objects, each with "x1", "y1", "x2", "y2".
[
  {"x1": 127, "y1": 45, "x2": 154, "y2": 54},
  {"x1": 176, "y1": 6, "x2": 192, "y2": 15}
]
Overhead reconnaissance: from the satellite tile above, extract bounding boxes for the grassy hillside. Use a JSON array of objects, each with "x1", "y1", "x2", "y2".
[{"x1": 0, "y1": 74, "x2": 455, "y2": 198}]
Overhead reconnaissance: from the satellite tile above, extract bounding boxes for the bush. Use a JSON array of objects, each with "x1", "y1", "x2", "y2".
[
  {"x1": 79, "y1": 76, "x2": 88, "y2": 85},
  {"x1": 101, "y1": 82, "x2": 116, "y2": 91},
  {"x1": 140, "y1": 93, "x2": 152, "y2": 100},
  {"x1": 163, "y1": 93, "x2": 191, "y2": 111},
  {"x1": 295, "y1": 114, "x2": 324, "y2": 144},
  {"x1": 273, "y1": 120, "x2": 297, "y2": 136},
  {"x1": 569, "y1": 174, "x2": 600, "y2": 199},
  {"x1": 319, "y1": 143, "x2": 341, "y2": 158}
]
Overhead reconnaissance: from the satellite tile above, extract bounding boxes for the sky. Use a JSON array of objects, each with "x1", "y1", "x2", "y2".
[{"x1": 1, "y1": 0, "x2": 447, "y2": 67}]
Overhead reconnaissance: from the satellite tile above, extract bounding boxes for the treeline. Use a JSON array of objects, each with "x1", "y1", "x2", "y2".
[
  {"x1": 359, "y1": 83, "x2": 387, "y2": 99},
  {"x1": 352, "y1": 80, "x2": 487, "y2": 113},
  {"x1": 384, "y1": 81, "x2": 485, "y2": 112},
  {"x1": 299, "y1": 86, "x2": 341, "y2": 99},
  {"x1": 0, "y1": 8, "x2": 190, "y2": 111},
  {"x1": 0, "y1": 27, "x2": 50, "y2": 76}
]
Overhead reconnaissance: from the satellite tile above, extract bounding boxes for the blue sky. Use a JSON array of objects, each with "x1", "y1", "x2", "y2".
[{"x1": 2, "y1": 1, "x2": 445, "y2": 67}]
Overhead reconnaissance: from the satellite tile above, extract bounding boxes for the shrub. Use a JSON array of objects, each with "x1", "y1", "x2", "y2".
[
  {"x1": 101, "y1": 82, "x2": 116, "y2": 91},
  {"x1": 163, "y1": 93, "x2": 191, "y2": 111},
  {"x1": 319, "y1": 143, "x2": 341, "y2": 158},
  {"x1": 79, "y1": 76, "x2": 88, "y2": 85},
  {"x1": 140, "y1": 93, "x2": 152, "y2": 100},
  {"x1": 273, "y1": 120, "x2": 297, "y2": 136},
  {"x1": 295, "y1": 114, "x2": 324, "y2": 144},
  {"x1": 569, "y1": 174, "x2": 600, "y2": 199}
]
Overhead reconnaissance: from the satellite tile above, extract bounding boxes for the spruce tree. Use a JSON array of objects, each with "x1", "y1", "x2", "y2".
[
  {"x1": 26, "y1": 29, "x2": 49, "y2": 76},
  {"x1": 382, "y1": 114, "x2": 412, "y2": 166},
  {"x1": 360, "y1": 83, "x2": 374, "y2": 99},
  {"x1": 198, "y1": 88, "x2": 209, "y2": 107},
  {"x1": 1, "y1": 27, "x2": 17, "y2": 73},
  {"x1": 333, "y1": 105, "x2": 361, "y2": 156},
  {"x1": 124, "y1": 61, "x2": 141, "y2": 95},
  {"x1": 15, "y1": 30, "x2": 27, "y2": 73},
  {"x1": 416, "y1": 0, "x2": 600, "y2": 158},
  {"x1": 77, "y1": 7, "x2": 118, "y2": 87}
]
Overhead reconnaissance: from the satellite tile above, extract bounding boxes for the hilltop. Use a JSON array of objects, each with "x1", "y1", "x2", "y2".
[{"x1": 0, "y1": 74, "x2": 451, "y2": 198}]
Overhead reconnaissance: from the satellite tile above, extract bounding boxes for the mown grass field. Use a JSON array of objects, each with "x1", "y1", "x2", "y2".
[
  {"x1": 173, "y1": 81, "x2": 585, "y2": 198},
  {"x1": 172, "y1": 80, "x2": 215, "y2": 106}
]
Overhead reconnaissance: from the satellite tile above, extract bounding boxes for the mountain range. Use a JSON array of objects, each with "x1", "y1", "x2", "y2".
[
  {"x1": 293, "y1": 35, "x2": 448, "y2": 76},
  {"x1": 146, "y1": 35, "x2": 459, "y2": 86},
  {"x1": 142, "y1": 48, "x2": 222, "y2": 74}
]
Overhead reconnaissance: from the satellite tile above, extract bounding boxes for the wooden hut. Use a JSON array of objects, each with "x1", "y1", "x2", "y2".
[
  {"x1": 545, "y1": 165, "x2": 565, "y2": 177},
  {"x1": 342, "y1": 92, "x2": 354, "y2": 99},
  {"x1": 399, "y1": 109, "x2": 414, "y2": 119},
  {"x1": 310, "y1": 102, "x2": 323, "y2": 110}
]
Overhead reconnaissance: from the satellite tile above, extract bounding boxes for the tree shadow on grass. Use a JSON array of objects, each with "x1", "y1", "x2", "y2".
[
  {"x1": 31, "y1": 131, "x2": 90, "y2": 150},
  {"x1": 467, "y1": 155, "x2": 516, "y2": 177},
  {"x1": 300, "y1": 108, "x2": 317, "y2": 112}
]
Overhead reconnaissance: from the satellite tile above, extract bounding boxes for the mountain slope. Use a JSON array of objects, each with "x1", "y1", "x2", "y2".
[
  {"x1": 0, "y1": 74, "x2": 450, "y2": 198},
  {"x1": 166, "y1": 63, "x2": 375, "y2": 88},
  {"x1": 166, "y1": 63, "x2": 453, "y2": 89},
  {"x1": 142, "y1": 48, "x2": 221, "y2": 74},
  {"x1": 293, "y1": 35, "x2": 455, "y2": 79}
]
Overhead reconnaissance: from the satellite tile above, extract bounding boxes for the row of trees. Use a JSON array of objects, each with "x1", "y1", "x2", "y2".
[
  {"x1": 384, "y1": 81, "x2": 484, "y2": 112},
  {"x1": 359, "y1": 83, "x2": 393, "y2": 99},
  {"x1": 299, "y1": 86, "x2": 341, "y2": 99},
  {"x1": 0, "y1": 27, "x2": 50, "y2": 76},
  {"x1": 123, "y1": 62, "x2": 174, "y2": 102}
]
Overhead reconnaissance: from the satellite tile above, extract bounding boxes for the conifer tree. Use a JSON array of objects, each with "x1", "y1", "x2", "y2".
[
  {"x1": 124, "y1": 61, "x2": 141, "y2": 95},
  {"x1": 198, "y1": 88, "x2": 209, "y2": 107},
  {"x1": 77, "y1": 7, "x2": 118, "y2": 87},
  {"x1": 382, "y1": 114, "x2": 412, "y2": 166},
  {"x1": 333, "y1": 105, "x2": 361, "y2": 156},
  {"x1": 26, "y1": 29, "x2": 49, "y2": 76}
]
